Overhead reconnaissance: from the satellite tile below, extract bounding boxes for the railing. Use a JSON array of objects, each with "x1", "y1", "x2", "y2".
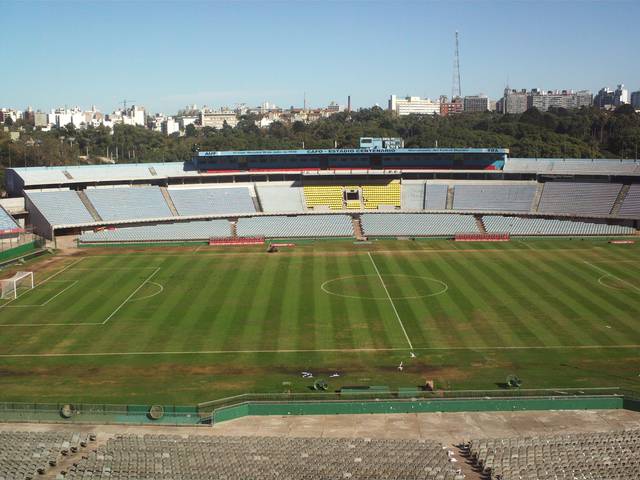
[
  {"x1": 0, "y1": 402, "x2": 205, "y2": 426},
  {"x1": 0, "y1": 388, "x2": 636, "y2": 426},
  {"x1": 198, "y1": 387, "x2": 632, "y2": 413}
]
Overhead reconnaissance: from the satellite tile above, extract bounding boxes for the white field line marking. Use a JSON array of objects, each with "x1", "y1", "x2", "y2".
[
  {"x1": 102, "y1": 267, "x2": 161, "y2": 324},
  {"x1": 597, "y1": 275, "x2": 627, "y2": 291},
  {"x1": 80, "y1": 247, "x2": 596, "y2": 259},
  {"x1": 368, "y1": 252, "x2": 413, "y2": 351},
  {"x1": 321, "y1": 274, "x2": 448, "y2": 300},
  {"x1": 128, "y1": 282, "x2": 164, "y2": 302},
  {"x1": 71, "y1": 267, "x2": 159, "y2": 270},
  {"x1": 0, "y1": 258, "x2": 85, "y2": 310},
  {"x1": 4, "y1": 280, "x2": 79, "y2": 307},
  {"x1": 517, "y1": 240, "x2": 535, "y2": 250},
  {"x1": 587, "y1": 260, "x2": 640, "y2": 264},
  {"x1": 1, "y1": 344, "x2": 639, "y2": 358},
  {"x1": 583, "y1": 260, "x2": 640, "y2": 294}
]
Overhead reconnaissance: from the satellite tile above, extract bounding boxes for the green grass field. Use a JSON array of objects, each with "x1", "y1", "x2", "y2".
[{"x1": 0, "y1": 239, "x2": 638, "y2": 404}]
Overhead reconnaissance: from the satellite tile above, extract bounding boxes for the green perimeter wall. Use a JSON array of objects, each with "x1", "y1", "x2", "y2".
[
  {"x1": 0, "y1": 241, "x2": 38, "y2": 262},
  {"x1": 213, "y1": 396, "x2": 624, "y2": 424}
]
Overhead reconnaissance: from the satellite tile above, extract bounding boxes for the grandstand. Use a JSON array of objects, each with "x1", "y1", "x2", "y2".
[
  {"x1": 452, "y1": 183, "x2": 537, "y2": 212},
  {"x1": 237, "y1": 214, "x2": 353, "y2": 238},
  {"x1": 255, "y1": 182, "x2": 305, "y2": 212},
  {"x1": 0, "y1": 205, "x2": 22, "y2": 234},
  {"x1": 64, "y1": 434, "x2": 460, "y2": 480},
  {"x1": 25, "y1": 190, "x2": 94, "y2": 226},
  {"x1": 483, "y1": 215, "x2": 634, "y2": 235},
  {"x1": 537, "y1": 182, "x2": 622, "y2": 216},
  {"x1": 85, "y1": 186, "x2": 174, "y2": 221},
  {"x1": 467, "y1": 429, "x2": 640, "y2": 479},
  {"x1": 168, "y1": 186, "x2": 256, "y2": 216},
  {"x1": 0, "y1": 430, "x2": 92, "y2": 479},
  {"x1": 360, "y1": 213, "x2": 478, "y2": 237},
  {"x1": 2, "y1": 142, "x2": 637, "y2": 242},
  {"x1": 424, "y1": 184, "x2": 448, "y2": 210},
  {"x1": 303, "y1": 180, "x2": 401, "y2": 210},
  {"x1": 79, "y1": 220, "x2": 232, "y2": 243}
]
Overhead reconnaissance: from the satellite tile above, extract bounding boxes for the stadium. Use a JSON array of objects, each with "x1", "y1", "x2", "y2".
[{"x1": 0, "y1": 138, "x2": 639, "y2": 479}]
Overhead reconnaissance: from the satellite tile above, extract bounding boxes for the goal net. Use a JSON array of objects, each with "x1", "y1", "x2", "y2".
[{"x1": 1, "y1": 271, "x2": 34, "y2": 300}]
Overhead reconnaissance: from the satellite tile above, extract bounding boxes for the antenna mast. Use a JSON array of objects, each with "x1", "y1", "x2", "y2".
[{"x1": 452, "y1": 31, "x2": 462, "y2": 99}]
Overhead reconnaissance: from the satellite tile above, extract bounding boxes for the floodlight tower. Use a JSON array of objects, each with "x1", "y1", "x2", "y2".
[{"x1": 452, "y1": 31, "x2": 462, "y2": 100}]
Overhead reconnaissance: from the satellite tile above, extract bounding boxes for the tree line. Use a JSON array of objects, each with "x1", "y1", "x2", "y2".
[{"x1": 1, "y1": 105, "x2": 639, "y2": 171}]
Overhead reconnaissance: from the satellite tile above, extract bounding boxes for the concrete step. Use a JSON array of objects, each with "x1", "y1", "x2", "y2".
[
  {"x1": 531, "y1": 182, "x2": 545, "y2": 213},
  {"x1": 351, "y1": 215, "x2": 366, "y2": 240},
  {"x1": 611, "y1": 184, "x2": 630, "y2": 215},
  {"x1": 160, "y1": 187, "x2": 179, "y2": 216},
  {"x1": 76, "y1": 190, "x2": 102, "y2": 221},
  {"x1": 446, "y1": 185, "x2": 455, "y2": 210},
  {"x1": 474, "y1": 215, "x2": 487, "y2": 233}
]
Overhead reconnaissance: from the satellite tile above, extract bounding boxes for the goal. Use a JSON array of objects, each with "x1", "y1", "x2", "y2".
[{"x1": 1, "y1": 271, "x2": 34, "y2": 300}]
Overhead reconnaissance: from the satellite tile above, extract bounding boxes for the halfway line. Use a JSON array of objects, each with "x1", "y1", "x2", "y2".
[{"x1": 368, "y1": 252, "x2": 413, "y2": 351}]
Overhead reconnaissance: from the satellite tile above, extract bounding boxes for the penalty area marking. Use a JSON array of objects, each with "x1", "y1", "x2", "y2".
[
  {"x1": 0, "y1": 265, "x2": 162, "y2": 328},
  {"x1": 0, "y1": 257, "x2": 85, "y2": 311},
  {"x1": 128, "y1": 281, "x2": 164, "y2": 302},
  {"x1": 3, "y1": 280, "x2": 79, "y2": 307},
  {"x1": 584, "y1": 260, "x2": 640, "y2": 294},
  {"x1": 368, "y1": 252, "x2": 414, "y2": 351},
  {"x1": 1, "y1": 344, "x2": 640, "y2": 358}
]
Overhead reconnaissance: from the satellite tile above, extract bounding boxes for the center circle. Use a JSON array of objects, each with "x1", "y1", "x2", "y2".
[{"x1": 321, "y1": 274, "x2": 448, "y2": 300}]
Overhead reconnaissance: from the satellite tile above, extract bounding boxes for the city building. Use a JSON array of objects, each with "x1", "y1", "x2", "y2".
[
  {"x1": 499, "y1": 89, "x2": 529, "y2": 114},
  {"x1": 498, "y1": 88, "x2": 592, "y2": 114},
  {"x1": 326, "y1": 101, "x2": 344, "y2": 113},
  {"x1": 199, "y1": 110, "x2": 239, "y2": 129},
  {"x1": 463, "y1": 94, "x2": 490, "y2": 113},
  {"x1": 389, "y1": 95, "x2": 440, "y2": 116},
  {"x1": 527, "y1": 89, "x2": 592, "y2": 111},
  {"x1": 594, "y1": 84, "x2": 629, "y2": 109},
  {"x1": 34, "y1": 112, "x2": 48, "y2": 128},
  {"x1": 439, "y1": 96, "x2": 463, "y2": 116},
  {"x1": 631, "y1": 90, "x2": 640, "y2": 110},
  {"x1": 161, "y1": 117, "x2": 180, "y2": 136}
]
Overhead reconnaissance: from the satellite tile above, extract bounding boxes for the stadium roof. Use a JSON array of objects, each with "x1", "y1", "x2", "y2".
[
  {"x1": 8, "y1": 162, "x2": 196, "y2": 186},
  {"x1": 197, "y1": 147, "x2": 509, "y2": 157}
]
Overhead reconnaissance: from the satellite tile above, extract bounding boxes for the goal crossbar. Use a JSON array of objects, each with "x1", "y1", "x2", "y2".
[{"x1": 1, "y1": 271, "x2": 34, "y2": 300}]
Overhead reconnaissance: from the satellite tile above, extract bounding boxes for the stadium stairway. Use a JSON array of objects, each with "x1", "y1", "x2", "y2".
[
  {"x1": 160, "y1": 186, "x2": 179, "y2": 216},
  {"x1": 251, "y1": 185, "x2": 263, "y2": 212},
  {"x1": 76, "y1": 190, "x2": 102, "y2": 221},
  {"x1": 611, "y1": 184, "x2": 631, "y2": 215},
  {"x1": 352, "y1": 215, "x2": 366, "y2": 240},
  {"x1": 530, "y1": 183, "x2": 545, "y2": 213},
  {"x1": 474, "y1": 215, "x2": 487, "y2": 233},
  {"x1": 453, "y1": 444, "x2": 483, "y2": 480},
  {"x1": 446, "y1": 185, "x2": 455, "y2": 209}
]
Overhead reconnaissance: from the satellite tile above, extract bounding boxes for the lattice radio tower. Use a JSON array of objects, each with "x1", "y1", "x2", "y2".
[{"x1": 452, "y1": 31, "x2": 462, "y2": 99}]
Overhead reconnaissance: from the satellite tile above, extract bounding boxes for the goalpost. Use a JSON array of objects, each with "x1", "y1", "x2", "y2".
[{"x1": 1, "y1": 271, "x2": 34, "y2": 300}]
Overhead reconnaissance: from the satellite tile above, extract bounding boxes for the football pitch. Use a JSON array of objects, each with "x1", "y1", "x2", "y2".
[{"x1": 0, "y1": 239, "x2": 638, "y2": 404}]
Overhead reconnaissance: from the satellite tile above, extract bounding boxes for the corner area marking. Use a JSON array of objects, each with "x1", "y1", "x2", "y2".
[{"x1": 367, "y1": 252, "x2": 414, "y2": 351}]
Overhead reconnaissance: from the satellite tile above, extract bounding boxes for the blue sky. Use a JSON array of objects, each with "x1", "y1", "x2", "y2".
[{"x1": 2, "y1": 0, "x2": 638, "y2": 113}]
